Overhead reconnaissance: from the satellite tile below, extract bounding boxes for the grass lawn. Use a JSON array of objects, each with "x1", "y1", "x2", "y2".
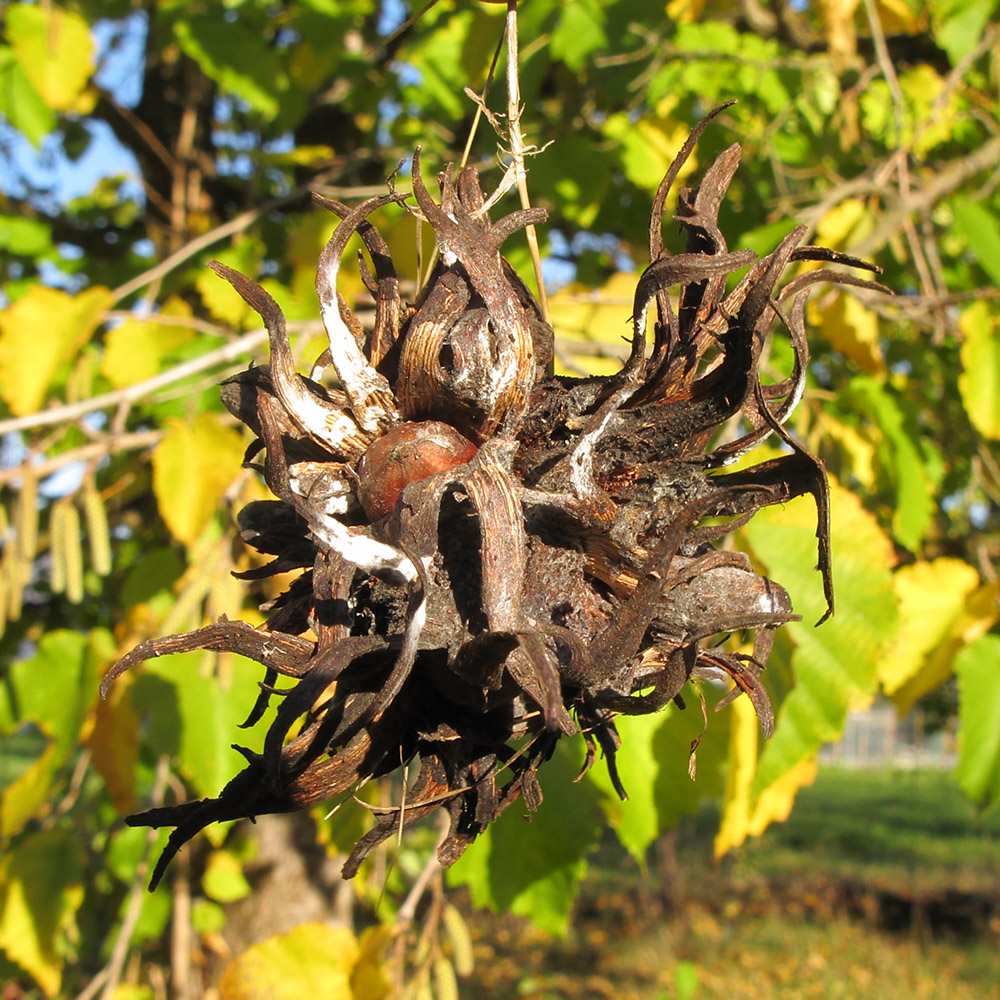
[{"x1": 463, "y1": 767, "x2": 1000, "y2": 999}]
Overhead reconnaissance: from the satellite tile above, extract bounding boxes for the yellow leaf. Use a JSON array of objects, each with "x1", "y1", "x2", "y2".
[
  {"x1": 880, "y1": 558, "x2": 999, "y2": 712},
  {"x1": 152, "y1": 414, "x2": 247, "y2": 548},
  {"x1": 746, "y1": 756, "x2": 818, "y2": 837},
  {"x1": 0, "y1": 743, "x2": 59, "y2": 843},
  {"x1": 0, "y1": 285, "x2": 111, "y2": 416},
  {"x1": 101, "y1": 297, "x2": 197, "y2": 388},
  {"x1": 549, "y1": 271, "x2": 638, "y2": 377},
  {"x1": 820, "y1": 413, "x2": 877, "y2": 487},
  {"x1": 809, "y1": 291, "x2": 884, "y2": 371},
  {"x1": 6, "y1": 3, "x2": 95, "y2": 111},
  {"x1": 86, "y1": 677, "x2": 139, "y2": 814},
  {"x1": 815, "y1": 198, "x2": 868, "y2": 249},
  {"x1": 958, "y1": 300, "x2": 1000, "y2": 440},
  {"x1": 875, "y1": 0, "x2": 927, "y2": 34},
  {"x1": 351, "y1": 925, "x2": 393, "y2": 1000},
  {"x1": 714, "y1": 694, "x2": 759, "y2": 858},
  {"x1": 220, "y1": 923, "x2": 359, "y2": 1000},
  {"x1": 0, "y1": 829, "x2": 83, "y2": 997}
]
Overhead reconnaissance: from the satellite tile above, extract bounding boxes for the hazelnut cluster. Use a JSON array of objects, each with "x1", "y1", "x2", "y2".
[{"x1": 103, "y1": 107, "x2": 885, "y2": 887}]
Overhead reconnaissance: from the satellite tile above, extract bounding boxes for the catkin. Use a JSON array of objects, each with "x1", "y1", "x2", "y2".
[
  {"x1": 82, "y1": 484, "x2": 112, "y2": 576},
  {"x1": 50, "y1": 502, "x2": 68, "y2": 595},
  {"x1": 441, "y1": 904, "x2": 474, "y2": 976},
  {"x1": 412, "y1": 971, "x2": 434, "y2": 1000},
  {"x1": 16, "y1": 469, "x2": 38, "y2": 563},
  {"x1": 4, "y1": 546, "x2": 25, "y2": 622},
  {"x1": 432, "y1": 957, "x2": 459, "y2": 1000},
  {"x1": 60, "y1": 501, "x2": 85, "y2": 604}
]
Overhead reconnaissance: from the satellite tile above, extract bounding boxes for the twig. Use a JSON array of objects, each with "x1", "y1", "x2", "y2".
[
  {"x1": 0, "y1": 431, "x2": 163, "y2": 489},
  {"x1": 853, "y1": 135, "x2": 1000, "y2": 258},
  {"x1": 110, "y1": 172, "x2": 373, "y2": 305},
  {"x1": 0, "y1": 320, "x2": 315, "y2": 438},
  {"x1": 504, "y1": 1, "x2": 551, "y2": 325},
  {"x1": 74, "y1": 757, "x2": 170, "y2": 1000}
]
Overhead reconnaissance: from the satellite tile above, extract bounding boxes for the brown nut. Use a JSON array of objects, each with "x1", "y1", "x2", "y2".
[{"x1": 356, "y1": 420, "x2": 478, "y2": 520}]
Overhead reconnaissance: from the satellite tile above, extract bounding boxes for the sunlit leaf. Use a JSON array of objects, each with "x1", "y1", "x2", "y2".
[
  {"x1": 881, "y1": 559, "x2": 998, "y2": 712},
  {"x1": 5, "y1": 3, "x2": 94, "y2": 111},
  {"x1": 219, "y1": 923, "x2": 358, "y2": 1000},
  {"x1": 739, "y1": 477, "x2": 898, "y2": 809},
  {"x1": 87, "y1": 677, "x2": 140, "y2": 814},
  {"x1": 844, "y1": 377, "x2": 934, "y2": 550},
  {"x1": 932, "y1": 0, "x2": 1000, "y2": 67},
  {"x1": 589, "y1": 692, "x2": 730, "y2": 863},
  {"x1": 173, "y1": 14, "x2": 285, "y2": 117},
  {"x1": 952, "y1": 199, "x2": 1000, "y2": 287},
  {"x1": 0, "y1": 285, "x2": 111, "y2": 416},
  {"x1": 0, "y1": 216, "x2": 52, "y2": 256},
  {"x1": 603, "y1": 101, "x2": 697, "y2": 194},
  {"x1": 0, "y1": 744, "x2": 59, "y2": 845},
  {"x1": 954, "y1": 634, "x2": 1000, "y2": 810},
  {"x1": 809, "y1": 290, "x2": 884, "y2": 372},
  {"x1": 958, "y1": 300, "x2": 1000, "y2": 439},
  {"x1": 448, "y1": 740, "x2": 602, "y2": 936},
  {"x1": 551, "y1": 0, "x2": 607, "y2": 72},
  {"x1": 101, "y1": 297, "x2": 199, "y2": 388},
  {"x1": 132, "y1": 650, "x2": 264, "y2": 799},
  {"x1": 203, "y1": 850, "x2": 252, "y2": 903},
  {"x1": 0, "y1": 48, "x2": 56, "y2": 145},
  {"x1": 151, "y1": 413, "x2": 247, "y2": 548},
  {"x1": 0, "y1": 828, "x2": 84, "y2": 997}
]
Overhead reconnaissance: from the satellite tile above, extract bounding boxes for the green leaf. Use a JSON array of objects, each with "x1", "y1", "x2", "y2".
[
  {"x1": 219, "y1": 923, "x2": 358, "y2": 1000},
  {"x1": 551, "y1": 0, "x2": 608, "y2": 72},
  {"x1": 958, "y1": 300, "x2": 1000, "y2": 440},
  {"x1": 5, "y1": 3, "x2": 94, "y2": 111},
  {"x1": 173, "y1": 14, "x2": 285, "y2": 117},
  {"x1": 0, "y1": 284, "x2": 111, "y2": 416},
  {"x1": 151, "y1": 413, "x2": 247, "y2": 548},
  {"x1": 203, "y1": 850, "x2": 252, "y2": 903},
  {"x1": 132, "y1": 651, "x2": 265, "y2": 799},
  {"x1": 3, "y1": 630, "x2": 105, "y2": 757},
  {"x1": 0, "y1": 828, "x2": 84, "y2": 997},
  {"x1": 932, "y1": 0, "x2": 1000, "y2": 68},
  {"x1": 845, "y1": 377, "x2": 933, "y2": 550},
  {"x1": 0, "y1": 47, "x2": 56, "y2": 145},
  {"x1": 603, "y1": 111, "x2": 696, "y2": 194},
  {"x1": 447, "y1": 740, "x2": 602, "y2": 936},
  {"x1": 0, "y1": 727, "x2": 48, "y2": 794},
  {"x1": 741, "y1": 477, "x2": 899, "y2": 797},
  {"x1": 587, "y1": 693, "x2": 730, "y2": 863},
  {"x1": 954, "y1": 634, "x2": 1000, "y2": 810},
  {"x1": 0, "y1": 215, "x2": 52, "y2": 256},
  {"x1": 952, "y1": 198, "x2": 1000, "y2": 286}
]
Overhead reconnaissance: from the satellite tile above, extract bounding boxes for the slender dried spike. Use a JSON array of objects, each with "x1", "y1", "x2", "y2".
[
  {"x1": 160, "y1": 570, "x2": 212, "y2": 636},
  {"x1": 60, "y1": 500, "x2": 85, "y2": 604},
  {"x1": 82, "y1": 483, "x2": 112, "y2": 576},
  {"x1": 16, "y1": 468, "x2": 38, "y2": 563},
  {"x1": 433, "y1": 957, "x2": 459, "y2": 1000},
  {"x1": 441, "y1": 904, "x2": 474, "y2": 977},
  {"x1": 4, "y1": 543, "x2": 26, "y2": 622},
  {"x1": 0, "y1": 506, "x2": 9, "y2": 637},
  {"x1": 49, "y1": 502, "x2": 68, "y2": 595}
]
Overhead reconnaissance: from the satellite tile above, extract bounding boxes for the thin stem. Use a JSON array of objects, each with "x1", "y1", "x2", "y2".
[{"x1": 505, "y1": 1, "x2": 551, "y2": 324}]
